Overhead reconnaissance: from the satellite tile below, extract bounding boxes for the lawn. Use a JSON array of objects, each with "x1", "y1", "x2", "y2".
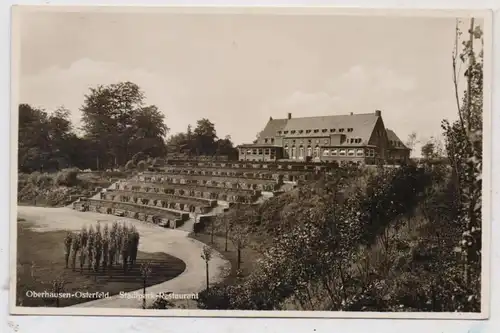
[
  {"x1": 189, "y1": 231, "x2": 261, "y2": 284},
  {"x1": 16, "y1": 220, "x2": 186, "y2": 307}
]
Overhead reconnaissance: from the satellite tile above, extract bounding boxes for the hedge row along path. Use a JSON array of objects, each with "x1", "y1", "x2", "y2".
[{"x1": 17, "y1": 205, "x2": 230, "y2": 309}]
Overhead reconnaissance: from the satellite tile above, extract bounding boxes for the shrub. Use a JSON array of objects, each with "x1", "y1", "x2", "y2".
[
  {"x1": 125, "y1": 160, "x2": 136, "y2": 170},
  {"x1": 131, "y1": 152, "x2": 147, "y2": 164},
  {"x1": 137, "y1": 160, "x2": 147, "y2": 171},
  {"x1": 55, "y1": 168, "x2": 79, "y2": 187}
]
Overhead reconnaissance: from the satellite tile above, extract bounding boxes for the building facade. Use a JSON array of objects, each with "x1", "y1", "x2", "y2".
[{"x1": 237, "y1": 110, "x2": 410, "y2": 164}]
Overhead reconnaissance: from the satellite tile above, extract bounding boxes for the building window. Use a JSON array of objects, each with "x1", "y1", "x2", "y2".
[
  {"x1": 277, "y1": 131, "x2": 282, "y2": 135},
  {"x1": 307, "y1": 146, "x2": 312, "y2": 157},
  {"x1": 291, "y1": 146, "x2": 296, "y2": 159},
  {"x1": 322, "y1": 129, "x2": 327, "y2": 133},
  {"x1": 339, "y1": 149, "x2": 346, "y2": 156},
  {"x1": 306, "y1": 129, "x2": 311, "y2": 134},
  {"x1": 330, "y1": 128, "x2": 336, "y2": 132},
  {"x1": 265, "y1": 149, "x2": 270, "y2": 155},
  {"x1": 299, "y1": 146, "x2": 304, "y2": 158},
  {"x1": 348, "y1": 128, "x2": 353, "y2": 132},
  {"x1": 356, "y1": 149, "x2": 364, "y2": 156},
  {"x1": 348, "y1": 149, "x2": 355, "y2": 156},
  {"x1": 324, "y1": 139, "x2": 328, "y2": 144},
  {"x1": 299, "y1": 130, "x2": 304, "y2": 134},
  {"x1": 258, "y1": 149, "x2": 263, "y2": 155},
  {"x1": 271, "y1": 138, "x2": 275, "y2": 144},
  {"x1": 313, "y1": 129, "x2": 319, "y2": 133},
  {"x1": 314, "y1": 146, "x2": 320, "y2": 158},
  {"x1": 284, "y1": 131, "x2": 289, "y2": 134},
  {"x1": 331, "y1": 149, "x2": 338, "y2": 156},
  {"x1": 292, "y1": 140, "x2": 296, "y2": 144},
  {"x1": 264, "y1": 138, "x2": 268, "y2": 143},
  {"x1": 339, "y1": 128, "x2": 345, "y2": 132},
  {"x1": 252, "y1": 149, "x2": 257, "y2": 154},
  {"x1": 323, "y1": 149, "x2": 330, "y2": 156}
]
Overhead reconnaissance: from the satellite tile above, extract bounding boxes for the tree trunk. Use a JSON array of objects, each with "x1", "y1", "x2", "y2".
[
  {"x1": 237, "y1": 247, "x2": 241, "y2": 270},
  {"x1": 205, "y1": 262, "x2": 209, "y2": 290},
  {"x1": 142, "y1": 278, "x2": 146, "y2": 309},
  {"x1": 210, "y1": 224, "x2": 214, "y2": 244},
  {"x1": 224, "y1": 229, "x2": 228, "y2": 252}
]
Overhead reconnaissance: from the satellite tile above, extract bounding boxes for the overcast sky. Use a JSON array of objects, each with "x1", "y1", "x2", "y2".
[{"x1": 18, "y1": 10, "x2": 480, "y2": 155}]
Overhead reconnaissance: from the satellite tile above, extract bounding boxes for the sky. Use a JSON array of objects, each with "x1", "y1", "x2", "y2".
[{"x1": 17, "y1": 9, "x2": 481, "y2": 156}]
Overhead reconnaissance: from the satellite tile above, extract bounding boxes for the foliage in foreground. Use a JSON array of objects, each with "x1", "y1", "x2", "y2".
[
  {"x1": 197, "y1": 164, "x2": 480, "y2": 312},
  {"x1": 63, "y1": 221, "x2": 140, "y2": 275}
]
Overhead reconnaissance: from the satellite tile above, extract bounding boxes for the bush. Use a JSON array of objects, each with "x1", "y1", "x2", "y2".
[
  {"x1": 55, "y1": 168, "x2": 79, "y2": 187},
  {"x1": 125, "y1": 160, "x2": 136, "y2": 170},
  {"x1": 131, "y1": 152, "x2": 148, "y2": 164},
  {"x1": 137, "y1": 160, "x2": 147, "y2": 171}
]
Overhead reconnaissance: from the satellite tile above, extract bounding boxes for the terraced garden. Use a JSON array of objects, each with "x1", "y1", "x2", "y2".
[{"x1": 71, "y1": 160, "x2": 334, "y2": 231}]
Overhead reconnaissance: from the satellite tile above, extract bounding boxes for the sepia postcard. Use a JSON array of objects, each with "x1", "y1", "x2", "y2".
[{"x1": 9, "y1": 6, "x2": 492, "y2": 319}]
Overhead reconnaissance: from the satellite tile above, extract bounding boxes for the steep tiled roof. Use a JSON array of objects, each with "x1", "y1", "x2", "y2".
[
  {"x1": 386, "y1": 128, "x2": 409, "y2": 150},
  {"x1": 258, "y1": 118, "x2": 288, "y2": 139},
  {"x1": 259, "y1": 113, "x2": 379, "y2": 144}
]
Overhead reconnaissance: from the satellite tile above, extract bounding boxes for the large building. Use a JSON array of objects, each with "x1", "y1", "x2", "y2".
[{"x1": 237, "y1": 110, "x2": 410, "y2": 164}]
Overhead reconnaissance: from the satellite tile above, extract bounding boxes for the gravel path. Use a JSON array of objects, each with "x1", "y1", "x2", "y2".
[{"x1": 17, "y1": 205, "x2": 230, "y2": 309}]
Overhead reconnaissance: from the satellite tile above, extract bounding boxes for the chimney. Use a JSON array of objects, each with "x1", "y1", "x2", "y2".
[
  {"x1": 269, "y1": 116, "x2": 273, "y2": 121},
  {"x1": 375, "y1": 110, "x2": 382, "y2": 117},
  {"x1": 350, "y1": 112, "x2": 353, "y2": 116},
  {"x1": 287, "y1": 113, "x2": 292, "y2": 120}
]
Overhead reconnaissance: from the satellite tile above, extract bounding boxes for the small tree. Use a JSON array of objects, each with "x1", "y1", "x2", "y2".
[
  {"x1": 63, "y1": 232, "x2": 73, "y2": 268},
  {"x1": 201, "y1": 245, "x2": 213, "y2": 290},
  {"x1": 216, "y1": 213, "x2": 231, "y2": 252},
  {"x1": 140, "y1": 261, "x2": 152, "y2": 309},
  {"x1": 421, "y1": 142, "x2": 436, "y2": 160},
  {"x1": 137, "y1": 160, "x2": 147, "y2": 172},
  {"x1": 125, "y1": 160, "x2": 136, "y2": 170},
  {"x1": 229, "y1": 223, "x2": 250, "y2": 271},
  {"x1": 52, "y1": 276, "x2": 66, "y2": 307},
  {"x1": 70, "y1": 234, "x2": 81, "y2": 271}
]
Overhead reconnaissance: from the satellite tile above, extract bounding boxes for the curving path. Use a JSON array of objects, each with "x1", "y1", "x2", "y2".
[{"x1": 17, "y1": 206, "x2": 230, "y2": 309}]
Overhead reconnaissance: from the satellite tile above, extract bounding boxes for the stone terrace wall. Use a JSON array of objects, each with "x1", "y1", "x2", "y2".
[{"x1": 120, "y1": 181, "x2": 260, "y2": 203}]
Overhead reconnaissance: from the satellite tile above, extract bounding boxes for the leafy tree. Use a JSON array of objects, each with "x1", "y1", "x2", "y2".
[
  {"x1": 193, "y1": 118, "x2": 218, "y2": 155},
  {"x1": 201, "y1": 245, "x2": 213, "y2": 290},
  {"x1": 80, "y1": 81, "x2": 167, "y2": 169},
  {"x1": 421, "y1": 142, "x2": 436, "y2": 160},
  {"x1": 441, "y1": 18, "x2": 483, "y2": 310}
]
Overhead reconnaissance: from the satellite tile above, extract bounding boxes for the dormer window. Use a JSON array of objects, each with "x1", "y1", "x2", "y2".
[
  {"x1": 306, "y1": 129, "x2": 311, "y2": 134},
  {"x1": 277, "y1": 131, "x2": 282, "y2": 135},
  {"x1": 291, "y1": 130, "x2": 296, "y2": 134},
  {"x1": 339, "y1": 128, "x2": 345, "y2": 132},
  {"x1": 347, "y1": 128, "x2": 354, "y2": 132},
  {"x1": 313, "y1": 129, "x2": 319, "y2": 133},
  {"x1": 299, "y1": 130, "x2": 304, "y2": 134},
  {"x1": 284, "y1": 131, "x2": 289, "y2": 134},
  {"x1": 330, "y1": 128, "x2": 336, "y2": 132},
  {"x1": 264, "y1": 138, "x2": 268, "y2": 143},
  {"x1": 322, "y1": 129, "x2": 327, "y2": 133}
]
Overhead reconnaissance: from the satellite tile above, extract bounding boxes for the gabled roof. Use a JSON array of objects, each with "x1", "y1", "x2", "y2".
[
  {"x1": 258, "y1": 113, "x2": 379, "y2": 144},
  {"x1": 386, "y1": 129, "x2": 409, "y2": 150},
  {"x1": 258, "y1": 118, "x2": 288, "y2": 140}
]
